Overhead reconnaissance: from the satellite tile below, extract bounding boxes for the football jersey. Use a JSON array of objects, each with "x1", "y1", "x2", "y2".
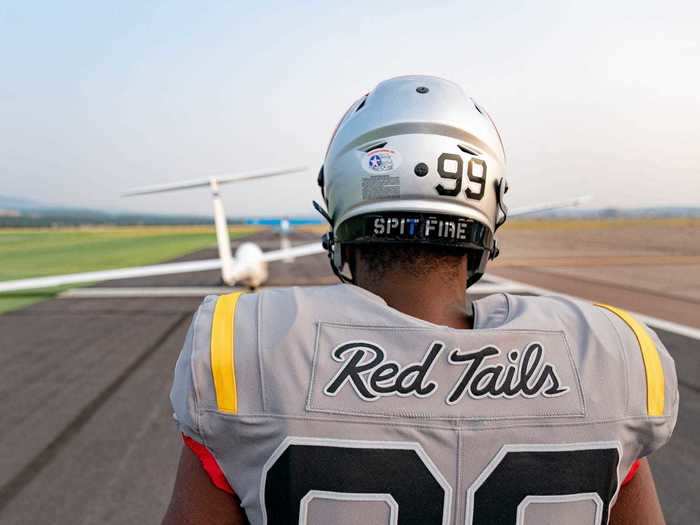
[{"x1": 170, "y1": 284, "x2": 678, "y2": 525}]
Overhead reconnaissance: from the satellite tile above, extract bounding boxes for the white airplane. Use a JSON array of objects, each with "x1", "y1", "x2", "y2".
[
  {"x1": 0, "y1": 167, "x2": 324, "y2": 294},
  {"x1": 120, "y1": 166, "x2": 316, "y2": 287},
  {"x1": 0, "y1": 167, "x2": 589, "y2": 294}
]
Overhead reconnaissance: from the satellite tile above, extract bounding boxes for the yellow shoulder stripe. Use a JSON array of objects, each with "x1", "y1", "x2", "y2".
[
  {"x1": 210, "y1": 292, "x2": 243, "y2": 414},
  {"x1": 596, "y1": 304, "x2": 665, "y2": 416}
]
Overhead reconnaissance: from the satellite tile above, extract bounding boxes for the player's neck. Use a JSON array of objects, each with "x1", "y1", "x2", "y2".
[{"x1": 354, "y1": 265, "x2": 472, "y2": 330}]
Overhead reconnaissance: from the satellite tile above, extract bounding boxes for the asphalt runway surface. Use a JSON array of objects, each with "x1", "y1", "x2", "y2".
[{"x1": 0, "y1": 230, "x2": 697, "y2": 524}]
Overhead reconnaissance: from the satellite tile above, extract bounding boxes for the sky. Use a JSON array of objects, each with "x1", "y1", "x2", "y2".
[{"x1": 1, "y1": 1, "x2": 698, "y2": 217}]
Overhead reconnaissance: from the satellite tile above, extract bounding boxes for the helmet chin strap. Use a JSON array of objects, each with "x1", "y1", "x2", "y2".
[
  {"x1": 315, "y1": 166, "x2": 354, "y2": 284},
  {"x1": 489, "y1": 177, "x2": 509, "y2": 261},
  {"x1": 312, "y1": 199, "x2": 332, "y2": 224},
  {"x1": 467, "y1": 177, "x2": 509, "y2": 287},
  {"x1": 313, "y1": 200, "x2": 355, "y2": 284},
  {"x1": 494, "y1": 177, "x2": 509, "y2": 233}
]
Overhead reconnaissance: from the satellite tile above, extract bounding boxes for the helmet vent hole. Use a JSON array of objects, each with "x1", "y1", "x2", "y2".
[
  {"x1": 355, "y1": 96, "x2": 368, "y2": 112},
  {"x1": 364, "y1": 142, "x2": 387, "y2": 152},
  {"x1": 458, "y1": 144, "x2": 480, "y2": 156}
]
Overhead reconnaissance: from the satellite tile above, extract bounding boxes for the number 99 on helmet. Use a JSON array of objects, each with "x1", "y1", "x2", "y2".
[{"x1": 315, "y1": 75, "x2": 509, "y2": 287}]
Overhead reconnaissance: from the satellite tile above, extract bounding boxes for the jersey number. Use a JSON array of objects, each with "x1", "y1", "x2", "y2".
[
  {"x1": 262, "y1": 439, "x2": 619, "y2": 525},
  {"x1": 435, "y1": 153, "x2": 487, "y2": 201}
]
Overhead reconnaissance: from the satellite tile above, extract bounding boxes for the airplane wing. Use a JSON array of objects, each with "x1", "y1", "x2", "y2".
[
  {"x1": 0, "y1": 242, "x2": 325, "y2": 294},
  {"x1": 122, "y1": 166, "x2": 306, "y2": 196},
  {"x1": 261, "y1": 241, "x2": 325, "y2": 262},
  {"x1": 509, "y1": 196, "x2": 591, "y2": 217},
  {"x1": 0, "y1": 258, "x2": 224, "y2": 294}
]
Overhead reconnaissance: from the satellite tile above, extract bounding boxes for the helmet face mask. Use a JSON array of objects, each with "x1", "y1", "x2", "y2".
[{"x1": 316, "y1": 75, "x2": 508, "y2": 286}]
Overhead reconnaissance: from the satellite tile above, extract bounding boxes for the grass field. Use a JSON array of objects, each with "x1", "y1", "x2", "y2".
[{"x1": 0, "y1": 226, "x2": 257, "y2": 313}]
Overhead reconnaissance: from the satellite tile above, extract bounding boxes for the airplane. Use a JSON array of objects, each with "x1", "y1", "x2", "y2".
[
  {"x1": 0, "y1": 166, "x2": 590, "y2": 294},
  {"x1": 120, "y1": 166, "x2": 314, "y2": 287}
]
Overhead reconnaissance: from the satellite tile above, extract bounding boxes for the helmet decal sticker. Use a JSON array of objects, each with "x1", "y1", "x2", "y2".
[
  {"x1": 361, "y1": 174, "x2": 400, "y2": 200},
  {"x1": 362, "y1": 148, "x2": 402, "y2": 174}
]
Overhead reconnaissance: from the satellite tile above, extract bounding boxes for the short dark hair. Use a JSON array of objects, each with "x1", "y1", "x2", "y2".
[{"x1": 349, "y1": 243, "x2": 467, "y2": 280}]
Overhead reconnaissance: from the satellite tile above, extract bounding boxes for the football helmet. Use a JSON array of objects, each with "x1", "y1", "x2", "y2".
[{"x1": 315, "y1": 75, "x2": 508, "y2": 286}]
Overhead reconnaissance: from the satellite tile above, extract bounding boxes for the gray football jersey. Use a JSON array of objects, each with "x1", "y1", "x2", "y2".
[{"x1": 171, "y1": 284, "x2": 678, "y2": 525}]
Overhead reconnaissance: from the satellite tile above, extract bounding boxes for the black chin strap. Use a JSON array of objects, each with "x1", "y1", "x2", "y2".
[
  {"x1": 494, "y1": 177, "x2": 509, "y2": 233},
  {"x1": 321, "y1": 231, "x2": 354, "y2": 284},
  {"x1": 486, "y1": 177, "x2": 509, "y2": 263},
  {"x1": 314, "y1": 200, "x2": 354, "y2": 284},
  {"x1": 312, "y1": 199, "x2": 332, "y2": 224}
]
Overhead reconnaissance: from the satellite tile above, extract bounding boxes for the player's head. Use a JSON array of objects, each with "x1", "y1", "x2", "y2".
[{"x1": 315, "y1": 75, "x2": 508, "y2": 287}]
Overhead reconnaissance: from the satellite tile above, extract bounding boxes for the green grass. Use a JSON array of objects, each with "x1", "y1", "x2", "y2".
[{"x1": 0, "y1": 226, "x2": 256, "y2": 313}]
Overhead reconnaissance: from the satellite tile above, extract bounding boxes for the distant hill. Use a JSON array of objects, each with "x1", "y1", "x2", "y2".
[
  {"x1": 0, "y1": 195, "x2": 50, "y2": 211},
  {"x1": 1, "y1": 194, "x2": 698, "y2": 227},
  {"x1": 0, "y1": 194, "x2": 216, "y2": 227}
]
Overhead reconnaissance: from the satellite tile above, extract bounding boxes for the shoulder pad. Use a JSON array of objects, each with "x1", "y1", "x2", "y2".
[
  {"x1": 170, "y1": 292, "x2": 255, "y2": 440},
  {"x1": 595, "y1": 304, "x2": 679, "y2": 455}
]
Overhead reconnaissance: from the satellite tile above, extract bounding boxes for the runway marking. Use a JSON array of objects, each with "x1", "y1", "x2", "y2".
[
  {"x1": 501, "y1": 265, "x2": 700, "y2": 306},
  {"x1": 59, "y1": 287, "x2": 246, "y2": 298},
  {"x1": 483, "y1": 274, "x2": 700, "y2": 341},
  {"x1": 492, "y1": 254, "x2": 700, "y2": 268}
]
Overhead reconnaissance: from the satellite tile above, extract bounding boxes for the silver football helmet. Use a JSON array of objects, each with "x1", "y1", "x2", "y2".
[{"x1": 315, "y1": 75, "x2": 508, "y2": 286}]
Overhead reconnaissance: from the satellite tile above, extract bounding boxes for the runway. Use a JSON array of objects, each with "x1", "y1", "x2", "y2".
[{"x1": 0, "y1": 229, "x2": 697, "y2": 524}]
